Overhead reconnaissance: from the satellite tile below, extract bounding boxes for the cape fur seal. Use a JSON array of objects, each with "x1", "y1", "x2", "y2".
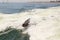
[{"x1": 22, "y1": 18, "x2": 30, "y2": 27}]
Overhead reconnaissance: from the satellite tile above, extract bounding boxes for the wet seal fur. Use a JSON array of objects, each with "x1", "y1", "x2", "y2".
[{"x1": 22, "y1": 18, "x2": 30, "y2": 28}]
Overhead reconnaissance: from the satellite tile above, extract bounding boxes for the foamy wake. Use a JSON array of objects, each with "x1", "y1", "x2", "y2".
[{"x1": 0, "y1": 6, "x2": 60, "y2": 40}]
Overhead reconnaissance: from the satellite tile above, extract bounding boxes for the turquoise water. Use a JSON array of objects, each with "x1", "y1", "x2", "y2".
[
  {"x1": 0, "y1": 27, "x2": 29, "y2": 40},
  {"x1": 0, "y1": 3, "x2": 60, "y2": 14}
]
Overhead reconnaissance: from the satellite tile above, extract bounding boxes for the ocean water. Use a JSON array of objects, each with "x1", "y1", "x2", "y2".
[
  {"x1": 0, "y1": 3, "x2": 60, "y2": 40},
  {"x1": 0, "y1": 3, "x2": 60, "y2": 14},
  {"x1": 0, "y1": 27, "x2": 29, "y2": 40}
]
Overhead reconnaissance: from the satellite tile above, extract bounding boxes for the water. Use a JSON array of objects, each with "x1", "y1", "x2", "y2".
[
  {"x1": 0, "y1": 3, "x2": 60, "y2": 14},
  {"x1": 0, "y1": 27, "x2": 29, "y2": 40},
  {"x1": 0, "y1": 2, "x2": 60, "y2": 40}
]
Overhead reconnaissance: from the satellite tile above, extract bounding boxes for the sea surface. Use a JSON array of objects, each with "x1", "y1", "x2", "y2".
[
  {"x1": 0, "y1": 3, "x2": 60, "y2": 40},
  {"x1": 0, "y1": 3, "x2": 60, "y2": 14}
]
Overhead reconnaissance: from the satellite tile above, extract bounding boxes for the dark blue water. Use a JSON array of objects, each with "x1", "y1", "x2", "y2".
[{"x1": 0, "y1": 3, "x2": 60, "y2": 14}]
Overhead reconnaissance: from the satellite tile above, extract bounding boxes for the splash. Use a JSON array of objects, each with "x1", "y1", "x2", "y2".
[{"x1": 0, "y1": 6, "x2": 60, "y2": 40}]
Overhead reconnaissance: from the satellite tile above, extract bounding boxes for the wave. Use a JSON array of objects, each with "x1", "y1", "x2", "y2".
[
  {"x1": 0, "y1": 6, "x2": 60, "y2": 40},
  {"x1": 0, "y1": 3, "x2": 60, "y2": 14}
]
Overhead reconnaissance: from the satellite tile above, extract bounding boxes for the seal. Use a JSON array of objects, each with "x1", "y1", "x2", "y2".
[{"x1": 22, "y1": 18, "x2": 30, "y2": 27}]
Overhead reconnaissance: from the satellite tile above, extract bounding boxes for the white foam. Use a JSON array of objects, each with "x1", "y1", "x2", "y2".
[{"x1": 0, "y1": 6, "x2": 60, "y2": 40}]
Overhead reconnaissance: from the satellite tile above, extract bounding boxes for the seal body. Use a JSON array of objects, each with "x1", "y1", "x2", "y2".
[{"x1": 22, "y1": 18, "x2": 30, "y2": 27}]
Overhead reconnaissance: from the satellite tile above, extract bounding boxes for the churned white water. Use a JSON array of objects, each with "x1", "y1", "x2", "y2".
[{"x1": 0, "y1": 6, "x2": 60, "y2": 40}]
